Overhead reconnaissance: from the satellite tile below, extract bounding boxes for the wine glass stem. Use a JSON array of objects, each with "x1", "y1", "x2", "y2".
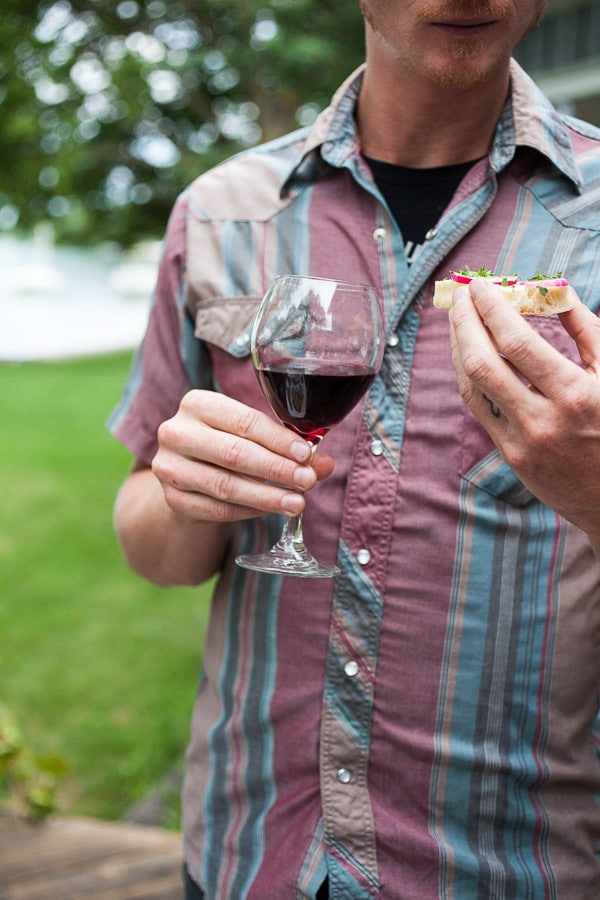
[
  {"x1": 277, "y1": 513, "x2": 306, "y2": 555},
  {"x1": 275, "y1": 441, "x2": 317, "y2": 558}
]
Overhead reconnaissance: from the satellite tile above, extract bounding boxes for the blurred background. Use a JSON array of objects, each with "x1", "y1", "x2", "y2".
[{"x1": 1, "y1": 0, "x2": 599, "y2": 829}]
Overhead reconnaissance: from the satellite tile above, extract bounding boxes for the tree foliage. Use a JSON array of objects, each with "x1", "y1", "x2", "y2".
[{"x1": 0, "y1": 0, "x2": 365, "y2": 246}]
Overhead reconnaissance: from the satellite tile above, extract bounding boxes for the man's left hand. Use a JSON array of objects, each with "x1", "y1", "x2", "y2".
[{"x1": 449, "y1": 277, "x2": 600, "y2": 555}]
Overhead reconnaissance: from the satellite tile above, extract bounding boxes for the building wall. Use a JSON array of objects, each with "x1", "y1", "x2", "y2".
[{"x1": 515, "y1": 0, "x2": 600, "y2": 125}]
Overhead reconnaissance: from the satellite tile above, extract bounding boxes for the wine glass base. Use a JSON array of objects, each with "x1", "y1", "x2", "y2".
[{"x1": 236, "y1": 550, "x2": 340, "y2": 579}]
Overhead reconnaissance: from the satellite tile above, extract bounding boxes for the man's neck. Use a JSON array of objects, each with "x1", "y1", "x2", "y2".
[{"x1": 356, "y1": 52, "x2": 511, "y2": 169}]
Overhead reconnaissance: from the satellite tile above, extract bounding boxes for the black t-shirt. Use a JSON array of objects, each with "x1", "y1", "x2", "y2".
[{"x1": 364, "y1": 155, "x2": 482, "y2": 262}]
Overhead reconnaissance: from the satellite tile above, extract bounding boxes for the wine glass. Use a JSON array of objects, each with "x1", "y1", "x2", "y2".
[{"x1": 236, "y1": 274, "x2": 385, "y2": 578}]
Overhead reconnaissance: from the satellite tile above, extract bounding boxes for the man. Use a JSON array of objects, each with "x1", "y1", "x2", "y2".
[{"x1": 109, "y1": 1, "x2": 600, "y2": 897}]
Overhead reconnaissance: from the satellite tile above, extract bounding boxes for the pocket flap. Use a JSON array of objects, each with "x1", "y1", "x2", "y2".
[{"x1": 194, "y1": 294, "x2": 263, "y2": 357}]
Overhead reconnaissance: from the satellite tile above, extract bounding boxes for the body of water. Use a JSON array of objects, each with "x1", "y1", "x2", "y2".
[{"x1": 0, "y1": 233, "x2": 158, "y2": 361}]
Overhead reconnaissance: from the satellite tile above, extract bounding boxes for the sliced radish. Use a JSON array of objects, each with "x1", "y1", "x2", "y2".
[
  {"x1": 450, "y1": 272, "x2": 473, "y2": 284},
  {"x1": 523, "y1": 277, "x2": 568, "y2": 288},
  {"x1": 450, "y1": 272, "x2": 518, "y2": 286}
]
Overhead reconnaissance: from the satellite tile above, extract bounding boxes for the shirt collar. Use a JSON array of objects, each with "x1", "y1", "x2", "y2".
[
  {"x1": 283, "y1": 58, "x2": 582, "y2": 196},
  {"x1": 281, "y1": 66, "x2": 365, "y2": 196},
  {"x1": 496, "y1": 59, "x2": 582, "y2": 190}
]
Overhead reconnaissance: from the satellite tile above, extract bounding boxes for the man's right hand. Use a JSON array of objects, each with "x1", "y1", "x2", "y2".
[
  {"x1": 113, "y1": 390, "x2": 334, "y2": 586},
  {"x1": 151, "y1": 389, "x2": 333, "y2": 524}
]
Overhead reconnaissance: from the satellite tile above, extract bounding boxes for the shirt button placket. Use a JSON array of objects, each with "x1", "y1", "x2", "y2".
[{"x1": 320, "y1": 422, "x2": 392, "y2": 885}]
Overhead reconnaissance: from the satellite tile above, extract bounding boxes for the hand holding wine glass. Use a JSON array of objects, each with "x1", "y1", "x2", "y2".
[{"x1": 236, "y1": 274, "x2": 385, "y2": 578}]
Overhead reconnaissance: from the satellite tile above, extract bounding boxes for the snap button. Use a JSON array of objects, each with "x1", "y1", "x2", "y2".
[
  {"x1": 357, "y1": 548, "x2": 371, "y2": 566},
  {"x1": 344, "y1": 660, "x2": 360, "y2": 678},
  {"x1": 387, "y1": 333, "x2": 399, "y2": 348},
  {"x1": 337, "y1": 768, "x2": 352, "y2": 784},
  {"x1": 370, "y1": 439, "x2": 384, "y2": 457},
  {"x1": 372, "y1": 227, "x2": 386, "y2": 241}
]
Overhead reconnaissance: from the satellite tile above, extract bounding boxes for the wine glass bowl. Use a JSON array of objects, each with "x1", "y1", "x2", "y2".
[{"x1": 236, "y1": 274, "x2": 384, "y2": 578}]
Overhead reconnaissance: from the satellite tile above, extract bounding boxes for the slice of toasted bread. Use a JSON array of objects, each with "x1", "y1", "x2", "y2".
[{"x1": 433, "y1": 277, "x2": 575, "y2": 316}]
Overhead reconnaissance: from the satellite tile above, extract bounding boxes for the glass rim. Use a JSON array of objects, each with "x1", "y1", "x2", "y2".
[{"x1": 271, "y1": 273, "x2": 378, "y2": 293}]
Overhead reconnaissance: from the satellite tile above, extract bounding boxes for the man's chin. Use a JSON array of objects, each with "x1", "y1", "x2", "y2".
[{"x1": 421, "y1": 47, "x2": 505, "y2": 91}]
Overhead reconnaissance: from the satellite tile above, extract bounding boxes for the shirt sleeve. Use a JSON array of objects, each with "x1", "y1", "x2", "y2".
[{"x1": 106, "y1": 193, "x2": 201, "y2": 466}]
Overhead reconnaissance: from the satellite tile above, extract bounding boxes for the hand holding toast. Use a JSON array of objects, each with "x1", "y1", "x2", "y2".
[{"x1": 448, "y1": 277, "x2": 600, "y2": 555}]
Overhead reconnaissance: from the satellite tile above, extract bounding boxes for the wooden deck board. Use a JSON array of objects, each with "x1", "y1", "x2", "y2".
[{"x1": 0, "y1": 815, "x2": 184, "y2": 899}]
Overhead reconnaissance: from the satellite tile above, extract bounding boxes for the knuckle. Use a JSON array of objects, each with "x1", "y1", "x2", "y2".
[
  {"x1": 180, "y1": 388, "x2": 203, "y2": 412},
  {"x1": 162, "y1": 483, "x2": 184, "y2": 511},
  {"x1": 175, "y1": 389, "x2": 210, "y2": 426},
  {"x1": 151, "y1": 450, "x2": 171, "y2": 483},
  {"x1": 498, "y1": 329, "x2": 530, "y2": 362},
  {"x1": 212, "y1": 469, "x2": 238, "y2": 503},
  {"x1": 500, "y1": 434, "x2": 528, "y2": 473},
  {"x1": 221, "y1": 436, "x2": 246, "y2": 470},
  {"x1": 461, "y1": 349, "x2": 493, "y2": 384},
  {"x1": 209, "y1": 499, "x2": 240, "y2": 524},
  {"x1": 526, "y1": 419, "x2": 548, "y2": 452},
  {"x1": 156, "y1": 416, "x2": 178, "y2": 449},
  {"x1": 561, "y1": 382, "x2": 594, "y2": 422},
  {"x1": 457, "y1": 379, "x2": 477, "y2": 406},
  {"x1": 151, "y1": 454, "x2": 164, "y2": 480},
  {"x1": 235, "y1": 405, "x2": 264, "y2": 439},
  {"x1": 265, "y1": 457, "x2": 290, "y2": 485}
]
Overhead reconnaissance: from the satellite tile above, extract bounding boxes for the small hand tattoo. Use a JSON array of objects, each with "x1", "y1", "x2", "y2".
[{"x1": 482, "y1": 393, "x2": 501, "y2": 418}]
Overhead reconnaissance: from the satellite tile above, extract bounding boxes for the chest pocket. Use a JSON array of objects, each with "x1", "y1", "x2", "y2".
[
  {"x1": 460, "y1": 316, "x2": 582, "y2": 506},
  {"x1": 194, "y1": 294, "x2": 263, "y2": 358}
]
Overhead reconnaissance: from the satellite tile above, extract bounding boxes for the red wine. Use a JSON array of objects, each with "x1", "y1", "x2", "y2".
[{"x1": 257, "y1": 361, "x2": 376, "y2": 442}]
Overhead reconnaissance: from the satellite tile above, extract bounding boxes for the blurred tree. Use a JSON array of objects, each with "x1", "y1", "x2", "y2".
[{"x1": 0, "y1": 0, "x2": 365, "y2": 246}]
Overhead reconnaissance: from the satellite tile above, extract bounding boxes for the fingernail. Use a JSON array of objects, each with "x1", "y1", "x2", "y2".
[
  {"x1": 293, "y1": 466, "x2": 316, "y2": 490},
  {"x1": 281, "y1": 493, "x2": 304, "y2": 514},
  {"x1": 290, "y1": 440, "x2": 311, "y2": 463}
]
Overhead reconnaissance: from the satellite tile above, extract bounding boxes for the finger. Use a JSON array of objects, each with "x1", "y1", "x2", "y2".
[
  {"x1": 559, "y1": 299, "x2": 600, "y2": 375},
  {"x1": 163, "y1": 480, "x2": 272, "y2": 523},
  {"x1": 187, "y1": 422, "x2": 317, "y2": 490},
  {"x1": 164, "y1": 482, "x2": 305, "y2": 523},
  {"x1": 196, "y1": 390, "x2": 335, "y2": 481},
  {"x1": 185, "y1": 390, "x2": 313, "y2": 463},
  {"x1": 154, "y1": 450, "x2": 309, "y2": 519},
  {"x1": 156, "y1": 420, "x2": 316, "y2": 493},
  {"x1": 450, "y1": 327, "x2": 509, "y2": 429},
  {"x1": 449, "y1": 284, "x2": 545, "y2": 426},
  {"x1": 313, "y1": 451, "x2": 335, "y2": 481},
  {"x1": 450, "y1": 283, "x2": 526, "y2": 395},
  {"x1": 159, "y1": 395, "x2": 317, "y2": 490},
  {"x1": 457, "y1": 278, "x2": 581, "y2": 401}
]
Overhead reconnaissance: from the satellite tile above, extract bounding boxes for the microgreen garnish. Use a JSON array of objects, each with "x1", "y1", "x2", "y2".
[
  {"x1": 459, "y1": 266, "x2": 494, "y2": 277},
  {"x1": 529, "y1": 270, "x2": 562, "y2": 281},
  {"x1": 453, "y1": 267, "x2": 563, "y2": 283}
]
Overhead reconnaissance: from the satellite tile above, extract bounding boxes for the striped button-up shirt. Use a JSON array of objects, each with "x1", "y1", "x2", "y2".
[{"x1": 109, "y1": 61, "x2": 600, "y2": 898}]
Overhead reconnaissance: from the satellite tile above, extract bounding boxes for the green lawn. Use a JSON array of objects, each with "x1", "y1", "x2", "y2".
[{"x1": 0, "y1": 352, "x2": 211, "y2": 822}]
